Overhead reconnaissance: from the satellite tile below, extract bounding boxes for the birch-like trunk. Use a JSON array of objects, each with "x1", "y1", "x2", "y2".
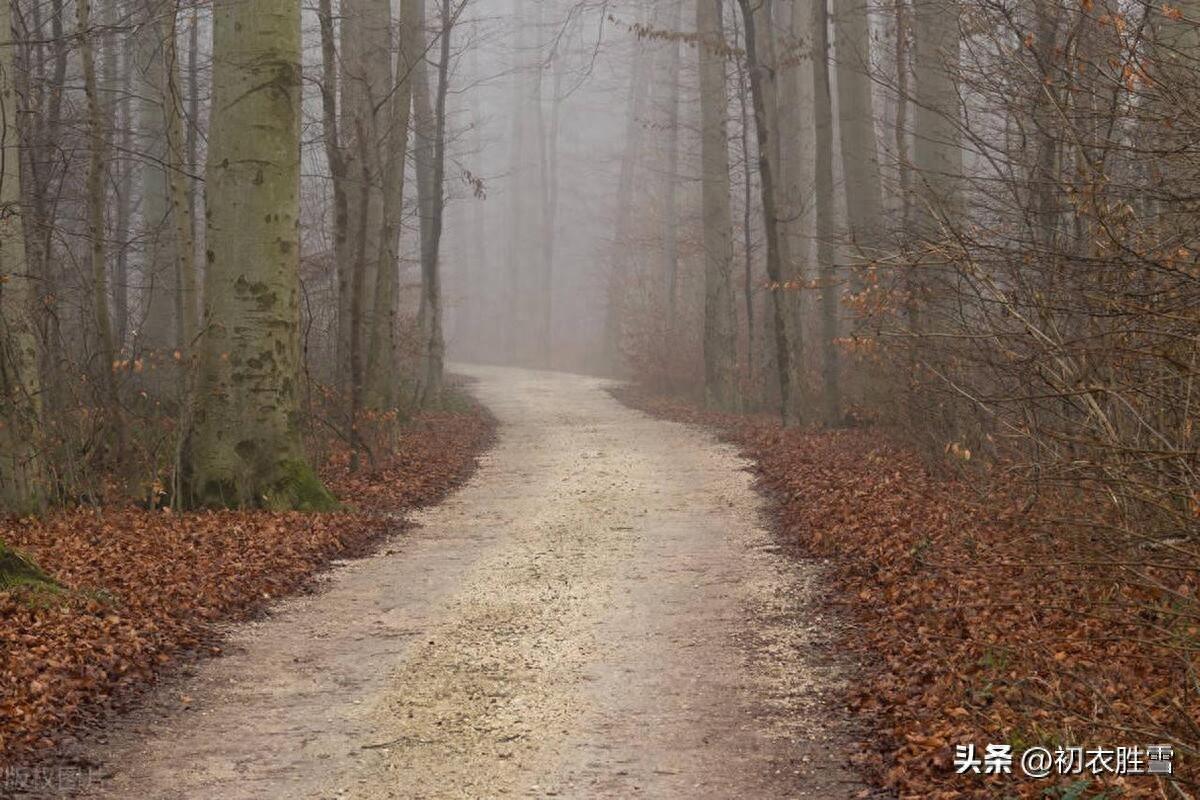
[{"x1": 187, "y1": 0, "x2": 335, "y2": 510}]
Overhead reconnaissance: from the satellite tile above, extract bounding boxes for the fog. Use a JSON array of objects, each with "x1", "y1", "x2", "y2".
[{"x1": 438, "y1": 0, "x2": 627, "y2": 371}]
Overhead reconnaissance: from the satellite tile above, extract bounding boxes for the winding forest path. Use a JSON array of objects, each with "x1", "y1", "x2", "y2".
[{"x1": 77, "y1": 366, "x2": 860, "y2": 799}]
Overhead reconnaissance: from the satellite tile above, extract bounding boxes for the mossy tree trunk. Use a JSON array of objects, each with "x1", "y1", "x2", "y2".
[
  {"x1": 0, "y1": 0, "x2": 45, "y2": 514},
  {"x1": 186, "y1": 0, "x2": 335, "y2": 511},
  {"x1": 0, "y1": 542, "x2": 58, "y2": 592}
]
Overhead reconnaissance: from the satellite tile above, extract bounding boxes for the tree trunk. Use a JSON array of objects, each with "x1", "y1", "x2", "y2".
[
  {"x1": 1029, "y1": 0, "x2": 1060, "y2": 251},
  {"x1": 774, "y1": 0, "x2": 814, "y2": 422},
  {"x1": 416, "y1": 0, "x2": 451, "y2": 407},
  {"x1": 338, "y1": 0, "x2": 391, "y2": 398},
  {"x1": 187, "y1": 4, "x2": 201, "y2": 256},
  {"x1": 78, "y1": 0, "x2": 125, "y2": 451},
  {"x1": 318, "y1": 0, "x2": 350, "y2": 390},
  {"x1": 161, "y1": 2, "x2": 198, "y2": 360},
  {"x1": 736, "y1": 0, "x2": 798, "y2": 426},
  {"x1": 604, "y1": 1, "x2": 654, "y2": 373},
  {"x1": 187, "y1": 0, "x2": 335, "y2": 511},
  {"x1": 20, "y1": 0, "x2": 68, "y2": 410},
  {"x1": 913, "y1": 0, "x2": 961, "y2": 230},
  {"x1": 814, "y1": 0, "x2": 841, "y2": 425},
  {"x1": 661, "y1": 0, "x2": 684, "y2": 334},
  {"x1": 894, "y1": 0, "x2": 912, "y2": 241},
  {"x1": 0, "y1": 0, "x2": 44, "y2": 513},
  {"x1": 833, "y1": 0, "x2": 885, "y2": 272},
  {"x1": 697, "y1": 0, "x2": 738, "y2": 410},
  {"x1": 536, "y1": 54, "x2": 563, "y2": 369},
  {"x1": 135, "y1": 0, "x2": 178, "y2": 356},
  {"x1": 104, "y1": 0, "x2": 130, "y2": 349},
  {"x1": 366, "y1": 0, "x2": 419, "y2": 411},
  {"x1": 732, "y1": 11, "x2": 755, "y2": 389}
]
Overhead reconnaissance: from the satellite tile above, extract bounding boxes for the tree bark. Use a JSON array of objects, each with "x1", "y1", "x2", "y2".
[
  {"x1": 604, "y1": 1, "x2": 654, "y2": 374},
  {"x1": 661, "y1": 0, "x2": 684, "y2": 333},
  {"x1": 187, "y1": 0, "x2": 335, "y2": 510},
  {"x1": 0, "y1": 0, "x2": 44, "y2": 512},
  {"x1": 366, "y1": 0, "x2": 419, "y2": 411},
  {"x1": 135, "y1": 0, "x2": 178, "y2": 356},
  {"x1": 814, "y1": 0, "x2": 841, "y2": 425},
  {"x1": 697, "y1": 0, "x2": 738, "y2": 410},
  {"x1": 774, "y1": 0, "x2": 814, "y2": 422},
  {"x1": 732, "y1": 10, "x2": 756, "y2": 388},
  {"x1": 415, "y1": 0, "x2": 452, "y2": 407},
  {"x1": 317, "y1": 0, "x2": 350, "y2": 389},
  {"x1": 536, "y1": 52, "x2": 562, "y2": 369},
  {"x1": 103, "y1": 0, "x2": 129, "y2": 349},
  {"x1": 913, "y1": 0, "x2": 961, "y2": 230},
  {"x1": 736, "y1": 0, "x2": 798, "y2": 426},
  {"x1": 833, "y1": 0, "x2": 885, "y2": 272},
  {"x1": 78, "y1": 0, "x2": 125, "y2": 451},
  {"x1": 161, "y1": 2, "x2": 198, "y2": 361},
  {"x1": 338, "y1": 0, "x2": 391, "y2": 397}
]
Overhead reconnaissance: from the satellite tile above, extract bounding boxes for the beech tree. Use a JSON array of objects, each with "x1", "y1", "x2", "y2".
[{"x1": 185, "y1": 0, "x2": 334, "y2": 510}]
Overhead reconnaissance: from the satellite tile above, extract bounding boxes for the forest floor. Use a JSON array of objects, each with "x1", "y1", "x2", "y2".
[
  {"x1": 5, "y1": 365, "x2": 866, "y2": 799},
  {"x1": 617, "y1": 387, "x2": 1196, "y2": 800},
  {"x1": 0, "y1": 380, "x2": 494, "y2": 795}
]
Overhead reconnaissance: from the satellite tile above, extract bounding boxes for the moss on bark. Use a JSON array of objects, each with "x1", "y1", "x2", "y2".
[
  {"x1": 0, "y1": 542, "x2": 60, "y2": 593},
  {"x1": 267, "y1": 460, "x2": 340, "y2": 512},
  {"x1": 185, "y1": 0, "x2": 336, "y2": 512}
]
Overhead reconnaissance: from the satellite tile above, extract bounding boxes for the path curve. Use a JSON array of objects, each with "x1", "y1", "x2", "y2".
[{"x1": 76, "y1": 366, "x2": 859, "y2": 799}]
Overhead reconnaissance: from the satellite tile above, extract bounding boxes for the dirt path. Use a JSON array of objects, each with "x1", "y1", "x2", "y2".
[{"x1": 75, "y1": 366, "x2": 860, "y2": 799}]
